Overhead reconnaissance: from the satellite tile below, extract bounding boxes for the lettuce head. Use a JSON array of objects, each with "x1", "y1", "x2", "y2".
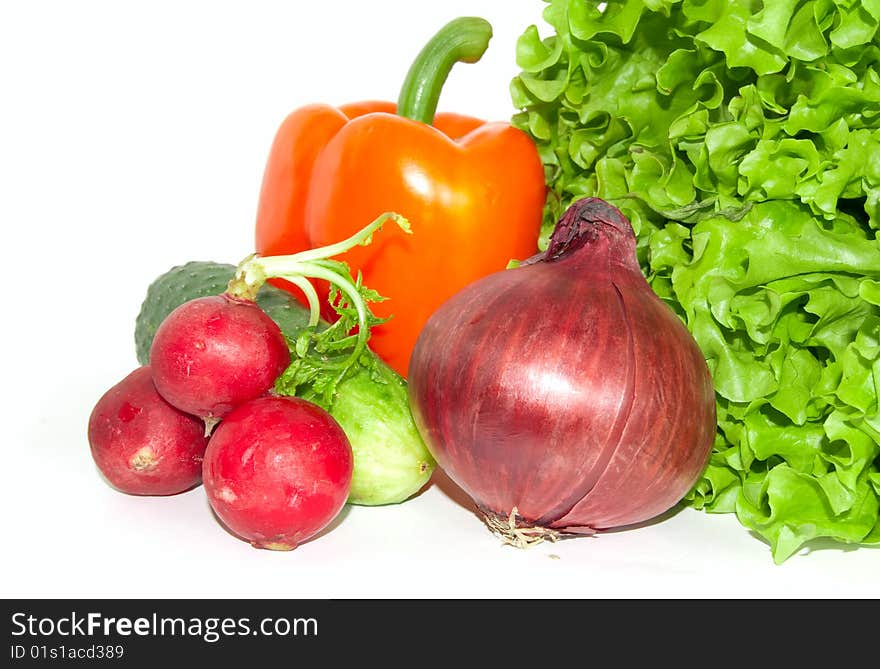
[{"x1": 512, "y1": 0, "x2": 880, "y2": 562}]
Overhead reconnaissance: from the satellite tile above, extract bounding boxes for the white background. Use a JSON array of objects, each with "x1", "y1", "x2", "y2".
[{"x1": 2, "y1": 0, "x2": 877, "y2": 599}]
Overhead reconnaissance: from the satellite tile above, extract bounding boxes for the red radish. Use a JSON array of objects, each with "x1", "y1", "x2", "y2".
[
  {"x1": 149, "y1": 294, "x2": 290, "y2": 421},
  {"x1": 87, "y1": 366, "x2": 208, "y2": 495},
  {"x1": 203, "y1": 396, "x2": 353, "y2": 550}
]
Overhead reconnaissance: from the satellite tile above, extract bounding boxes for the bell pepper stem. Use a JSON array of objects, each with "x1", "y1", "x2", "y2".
[{"x1": 396, "y1": 17, "x2": 493, "y2": 125}]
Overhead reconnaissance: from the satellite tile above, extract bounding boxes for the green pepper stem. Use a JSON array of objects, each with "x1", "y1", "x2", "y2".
[
  {"x1": 228, "y1": 212, "x2": 410, "y2": 369},
  {"x1": 396, "y1": 17, "x2": 493, "y2": 125}
]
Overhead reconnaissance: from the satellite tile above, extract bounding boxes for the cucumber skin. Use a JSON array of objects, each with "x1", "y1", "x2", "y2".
[{"x1": 134, "y1": 261, "x2": 434, "y2": 505}]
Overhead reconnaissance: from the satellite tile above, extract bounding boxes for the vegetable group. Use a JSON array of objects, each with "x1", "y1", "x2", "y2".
[
  {"x1": 254, "y1": 17, "x2": 547, "y2": 377},
  {"x1": 409, "y1": 198, "x2": 716, "y2": 542},
  {"x1": 512, "y1": 0, "x2": 880, "y2": 560},
  {"x1": 136, "y1": 260, "x2": 434, "y2": 506},
  {"x1": 90, "y1": 213, "x2": 427, "y2": 550},
  {"x1": 83, "y1": 5, "x2": 880, "y2": 563}
]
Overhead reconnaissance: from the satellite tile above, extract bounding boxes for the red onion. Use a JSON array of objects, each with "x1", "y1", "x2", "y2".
[{"x1": 408, "y1": 198, "x2": 716, "y2": 545}]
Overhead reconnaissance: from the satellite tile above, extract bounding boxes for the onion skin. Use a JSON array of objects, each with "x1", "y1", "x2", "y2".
[{"x1": 408, "y1": 198, "x2": 716, "y2": 538}]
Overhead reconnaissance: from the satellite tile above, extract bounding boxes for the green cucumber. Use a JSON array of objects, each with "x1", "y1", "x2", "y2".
[{"x1": 134, "y1": 261, "x2": 434, "y2": 506}]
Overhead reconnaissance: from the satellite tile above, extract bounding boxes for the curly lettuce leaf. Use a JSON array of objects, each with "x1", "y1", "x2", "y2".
[{"x1": 513, "y1": 0, "x2": 880, "y2": 562}]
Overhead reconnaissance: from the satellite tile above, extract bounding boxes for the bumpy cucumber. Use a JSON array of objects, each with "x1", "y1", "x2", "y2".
[{"x1": 134, "y1": 261, "x2": 434, "y2": 505}]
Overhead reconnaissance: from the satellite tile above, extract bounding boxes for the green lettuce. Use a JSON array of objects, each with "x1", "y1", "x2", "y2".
[{"x1": 512, "y1": 0, "x2": 880, "y2": 562}]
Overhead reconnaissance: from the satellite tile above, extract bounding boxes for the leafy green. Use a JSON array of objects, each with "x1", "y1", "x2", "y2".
[
  {"x1": 273, "y1": 266, "x2": 390, "y2": 409},
  {"x1": 513, "y1": 0, "x2": 880, "y2": 562}
]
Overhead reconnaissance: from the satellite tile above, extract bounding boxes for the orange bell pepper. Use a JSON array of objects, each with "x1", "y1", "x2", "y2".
[{"x1": 254, "y1": 17, "x2": 546, "y2": 377}]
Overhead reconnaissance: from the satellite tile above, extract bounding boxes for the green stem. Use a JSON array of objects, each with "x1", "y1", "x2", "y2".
[
  {"x1": 283, "y1": 212, "x2": 410, "y2": 264},
  {"x1": 227, "y1": 211, "x2": 410, "y2": 369},
  {"x1": 286, "y1": 276, "x2": 322, "y2": 328},
  {"x1": 396, "y1": 17, "x2": 493, "y2": 125}
]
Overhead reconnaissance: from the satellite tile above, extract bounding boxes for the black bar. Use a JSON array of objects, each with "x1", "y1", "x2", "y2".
[{"x1": 1, "y1": 599, "x2": 876, "y2": 664}]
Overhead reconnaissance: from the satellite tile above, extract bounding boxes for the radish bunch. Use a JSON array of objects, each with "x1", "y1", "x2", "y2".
[{"x1": 88, "y1": 213, "x2": 408, "y2": 550}]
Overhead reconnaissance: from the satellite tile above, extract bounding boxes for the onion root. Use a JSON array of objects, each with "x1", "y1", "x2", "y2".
[{"x1": 483, "y1": 507, "x2": 573, "y2": 549}]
